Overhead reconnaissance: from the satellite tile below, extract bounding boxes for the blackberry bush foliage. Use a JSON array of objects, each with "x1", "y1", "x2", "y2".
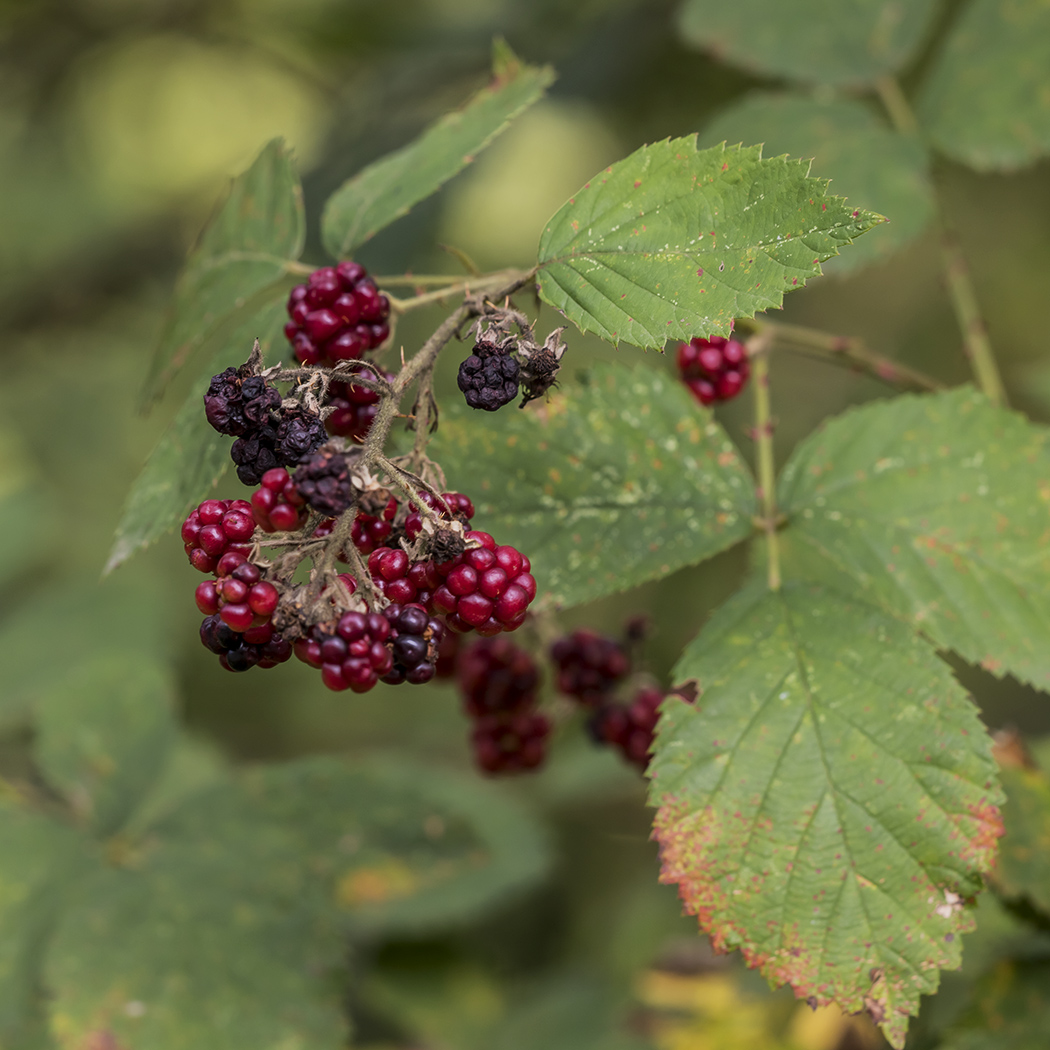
[{"x1": 95, "y1": 34, "x2": 1050, "y2": 1050}]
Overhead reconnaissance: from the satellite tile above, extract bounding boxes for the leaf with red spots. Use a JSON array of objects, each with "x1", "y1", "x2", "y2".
[
  {"x1": 778, "y1": 388, "x2": 1050, "y2": 690},
  {"x1": 650, "y1": 578, "x2": 1002, "y2": 1048},
  {"x1": 322, "y1": 40, "x2": 553, "y2": 258},
  {"x1": 536, "y1": 139, "x2": 882, "y2": 349},
  {"x1": 677, "y1": 0, "x2": 938, "y2": 87}
]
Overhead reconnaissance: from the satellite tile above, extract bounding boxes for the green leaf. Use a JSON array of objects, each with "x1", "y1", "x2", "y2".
[
  {"x1": 536, "y1": 139, "x2": 883, "y2": 349},
  {"x1": 46, "y1": 756, "x2": 550, "y2": 1050},
  {"x1": 702, "y1": 93, "x2": 934, "y2": 275},
  {"x1": 322, "y1": 40, "x2": 554, "y2": 257},
  {"x1": 141, "y1": 138, "x2": 303, "y2": 404},
  {"x1": 0, "y1": 797, "x2": 83, "y2": 1050},
  {"x1": 430, "y1": 363, "x2": 757, "y2": 608},
  {"x1": 918, "y1": 0, "x2": 1050, "y2": 171},
  {"x1": 676, "y1": 0, "x2": 939, "y2": 86},
  {"x1": 939, "y1": 960, "x2": 1050, "y2": 1049},
  {"x1": 34, "y1": 655, "x2": 177, "y2": 838},
  {"x1": 105, "y1": 297, "x2": 286, "y2": 574},
  {"x1": 47, "y1": 864, "x2": 349, "y2": 1050},
  {"x1": 650, "y1": 579, "x2": 1002, "y2": 1049},
  {"x1": 988, "y1": 764, "x2": 1050, "y2": 916},
  {"x1": 777, "y1": 388, "x2": 1050, "y2": 690},
  {"x1": 0, "y1": 487, "x2": 53, "y2": 595},
  {"x1": 0, "y1": 577, "x2": 173, "y2": 731}
]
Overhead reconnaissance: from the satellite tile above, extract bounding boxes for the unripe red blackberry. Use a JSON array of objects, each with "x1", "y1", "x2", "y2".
[
  {"x1": 350, "y1": 497, "x2": 398, "y2": 554},
  {"x1": 195, "y1": 558, "x2": 280, "y2": 634},
  {"x1": 457, "y1": 638, "x2": 538, "y2": 717},
  {"x1": 435, "y1": 628, "x2": 461, "y2": 678},
  {"x1": 588, "y1": 687, "x2": 664, "y2": 770},
  {"x1": 293, "y1": 448, "x2": 357, "y2": 517},
  {"x1": 550, "y1": 629, "x2": 630, "y2": 705},
  {"x1": 285, "y1": 264, "x2": 390, "y2": 367},
  {"x1": 676, "y1": 336, "x2": 750, "y2": 405},
  {"x1": 431, "y1": 532, "x2": 536, "y2": 635},
  {"x1": 471, "y1": 712, "x2": 551, "y2": 774},
  {"x1": 182, "y1": 498, "x2": 255, "y2": 573},
  {"x1": 251, "y1": 468, "x2": 308, "y2": 533},
  {"x1": 366, "y1": 547, "x2": 440, "y2": 608},
  {"x1": 199, "y1": 614, "x2": 291, "y2": 672},
  {"x1": 382, "y1": 603, "x2": 445, "y2": 685},
  {"x1": 296, "y1": 610, "x2": 394, "y2": 693},
  {"x1": 325, "y1": 368, "x2": 393, "y2": 443}
]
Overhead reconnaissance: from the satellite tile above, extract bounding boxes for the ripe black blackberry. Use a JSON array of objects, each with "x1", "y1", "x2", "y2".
[
  {"x1": 293, "y1": 448, "x2": 357, "y2": 516},
  {"x1": 204, "y1": 367, "x2": 281, "y2": 437},
  {"x1": 457, "y1": 638, "x2": 539, "y2": 717},
  {"x1": 382, "y1": 603, "x2": 445, "y2": 685},
  {"x1": 550, "y1": 629, "x2": 630, "y2": 705},
  {"x1": 457, "y1": 351, "x2": 519, "y2": 411}
]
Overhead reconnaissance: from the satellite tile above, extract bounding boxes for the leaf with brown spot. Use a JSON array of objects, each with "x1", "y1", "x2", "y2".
[
  {"x1": 650, "y1": 578, "x2": 1003, "y2": 1049},
  {"x1": 779, "y1": 389, "x2": 1050, "y2": 691}
]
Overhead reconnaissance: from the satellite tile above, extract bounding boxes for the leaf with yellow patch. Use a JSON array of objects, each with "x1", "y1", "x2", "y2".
[{"x1": 649, "y1": 579, "x2": 1002, "y2": 1049}]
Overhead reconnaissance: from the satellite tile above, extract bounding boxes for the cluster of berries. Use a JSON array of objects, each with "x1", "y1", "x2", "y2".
[
  {"x1": 551, "y1": 628, "x2": 667, "y2": 771},
  {"x1": 457, "y1": 638, "x2": 550, "y2": 774},
  {"x1": 205, "y1": 363, "x2": 327, "y2": 485},
  {"x1": 285, "y1": 262, "x2": 390, "y2": 367},
  {"x1": 293, "y1": 602, "x2": 445, "y2": 693},
  {"x1": 183, "y1": 502, "x2": 292, "y2": 673},
  {"x1": 676, "y1": 335, "x2": 750, "y2": 406}
]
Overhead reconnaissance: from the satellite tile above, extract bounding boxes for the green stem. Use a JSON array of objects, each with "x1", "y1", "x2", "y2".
[
  {"x1": 738, "y1": 319, "x2": 944, "y2": 392},
  {"x1": 874, "y1": 75, "x2": 1006, "y2": 406},
  {"x1": 750, "y1": 340, "x2": 780, "y2": 592}
]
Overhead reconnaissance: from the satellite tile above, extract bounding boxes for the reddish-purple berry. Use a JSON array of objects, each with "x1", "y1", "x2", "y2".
[{"x1": 677, "y1": 336, "x2": 750, "y2": 406}]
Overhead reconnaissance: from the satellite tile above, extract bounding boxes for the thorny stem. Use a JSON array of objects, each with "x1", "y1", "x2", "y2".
[
  {"x1": 749, "y1": 335, "x2": 780, "y2": 592},
  {"x1": 738, "y1": 318, "x2": 944, "y2": 392},
  {"x1": 874, "y1": 75, "x2": 1007, "y2": 406}
]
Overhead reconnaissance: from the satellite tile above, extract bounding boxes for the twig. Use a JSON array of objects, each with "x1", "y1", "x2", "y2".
[{"x1": 749, "y1": 334, "x2": 780, "y2": 592}]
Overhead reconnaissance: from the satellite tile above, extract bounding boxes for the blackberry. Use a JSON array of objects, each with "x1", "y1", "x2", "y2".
[
  {"x1": 203, "y1": 367, "x2": 281, "y2": 437},
  {"x1": 294, "y1": 610, "x2": 394, "y2": 693},
  {"x1": 181, "y1": 499, "x2": 255, "y2": 573},
  {"x1": 195, "y1": 558, "x2": 280, "y2": 633},
  {"x1": 471, "y1": 712, "x2": 551, "y2": 775},
  {"x1": 677, "y1": 336, "x2": 750, "y2": 405},
  {"x1": 431, "y1": 531, "x2": 536, "y2": 635},
  {"x1": 382, "y1": 603, "x2": 445, "y2": 685},
  {"x1": 199, "y1": 614, "x2": 291, "y2": 673},
  {"x1": 251, "y1": 468, "x2": 308, "y2": 533},
  {"x1": 457, "y1": 352, "x2": 519, "y2": 411},
  {"x1": 230, "y1": 426, "x2": 279, "y2": 486},
  {"x1": 588, "y1": 687, "x2": 664, "y2": 770},
  {"x1": 293, "y1": 448, "x2": 357, "y2": 517},
  {"x1": 275, "y1": 407, "x2": 327, "y2": 465},
  {"x1": 435, "y1": 629, "x2": 461, "y2": 678},
  {"x1": 550, "y1": 629, "x2": 630, "y2": 706},
  {"x1": 326, "y1": 369, "x2": 393, "y2": 443},
  {"x1": 457, "y1": 638, "x2": 538, "y2": 717},
  {"x1": 350, "y1": 497, "x2": 398, "y2": 554},
  {"x1": 285, "y1": 263, "x2": 390, "y2": 367},
  {"x1": 367, "y1": 547, "x2": 440, "y2": 607}
]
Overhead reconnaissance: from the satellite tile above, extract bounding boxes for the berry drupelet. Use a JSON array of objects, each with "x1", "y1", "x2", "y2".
[
  {"x1": 471, "y1": 712, "x2": 551, "y2": 774},
  {"x1": 251, "y1": 468, "x2": 308, "y2": 533},
  {"x1": 676, "y1": 335, "x2": 750, "y2": 406},
  {"x1": 588, "y1": 687, "x2": 664, "y2": 770}
]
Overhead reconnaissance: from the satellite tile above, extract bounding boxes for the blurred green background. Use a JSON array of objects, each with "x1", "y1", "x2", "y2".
[{"x1": 2, "y1": 1, "x2": 1050, "y2": 1047}]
